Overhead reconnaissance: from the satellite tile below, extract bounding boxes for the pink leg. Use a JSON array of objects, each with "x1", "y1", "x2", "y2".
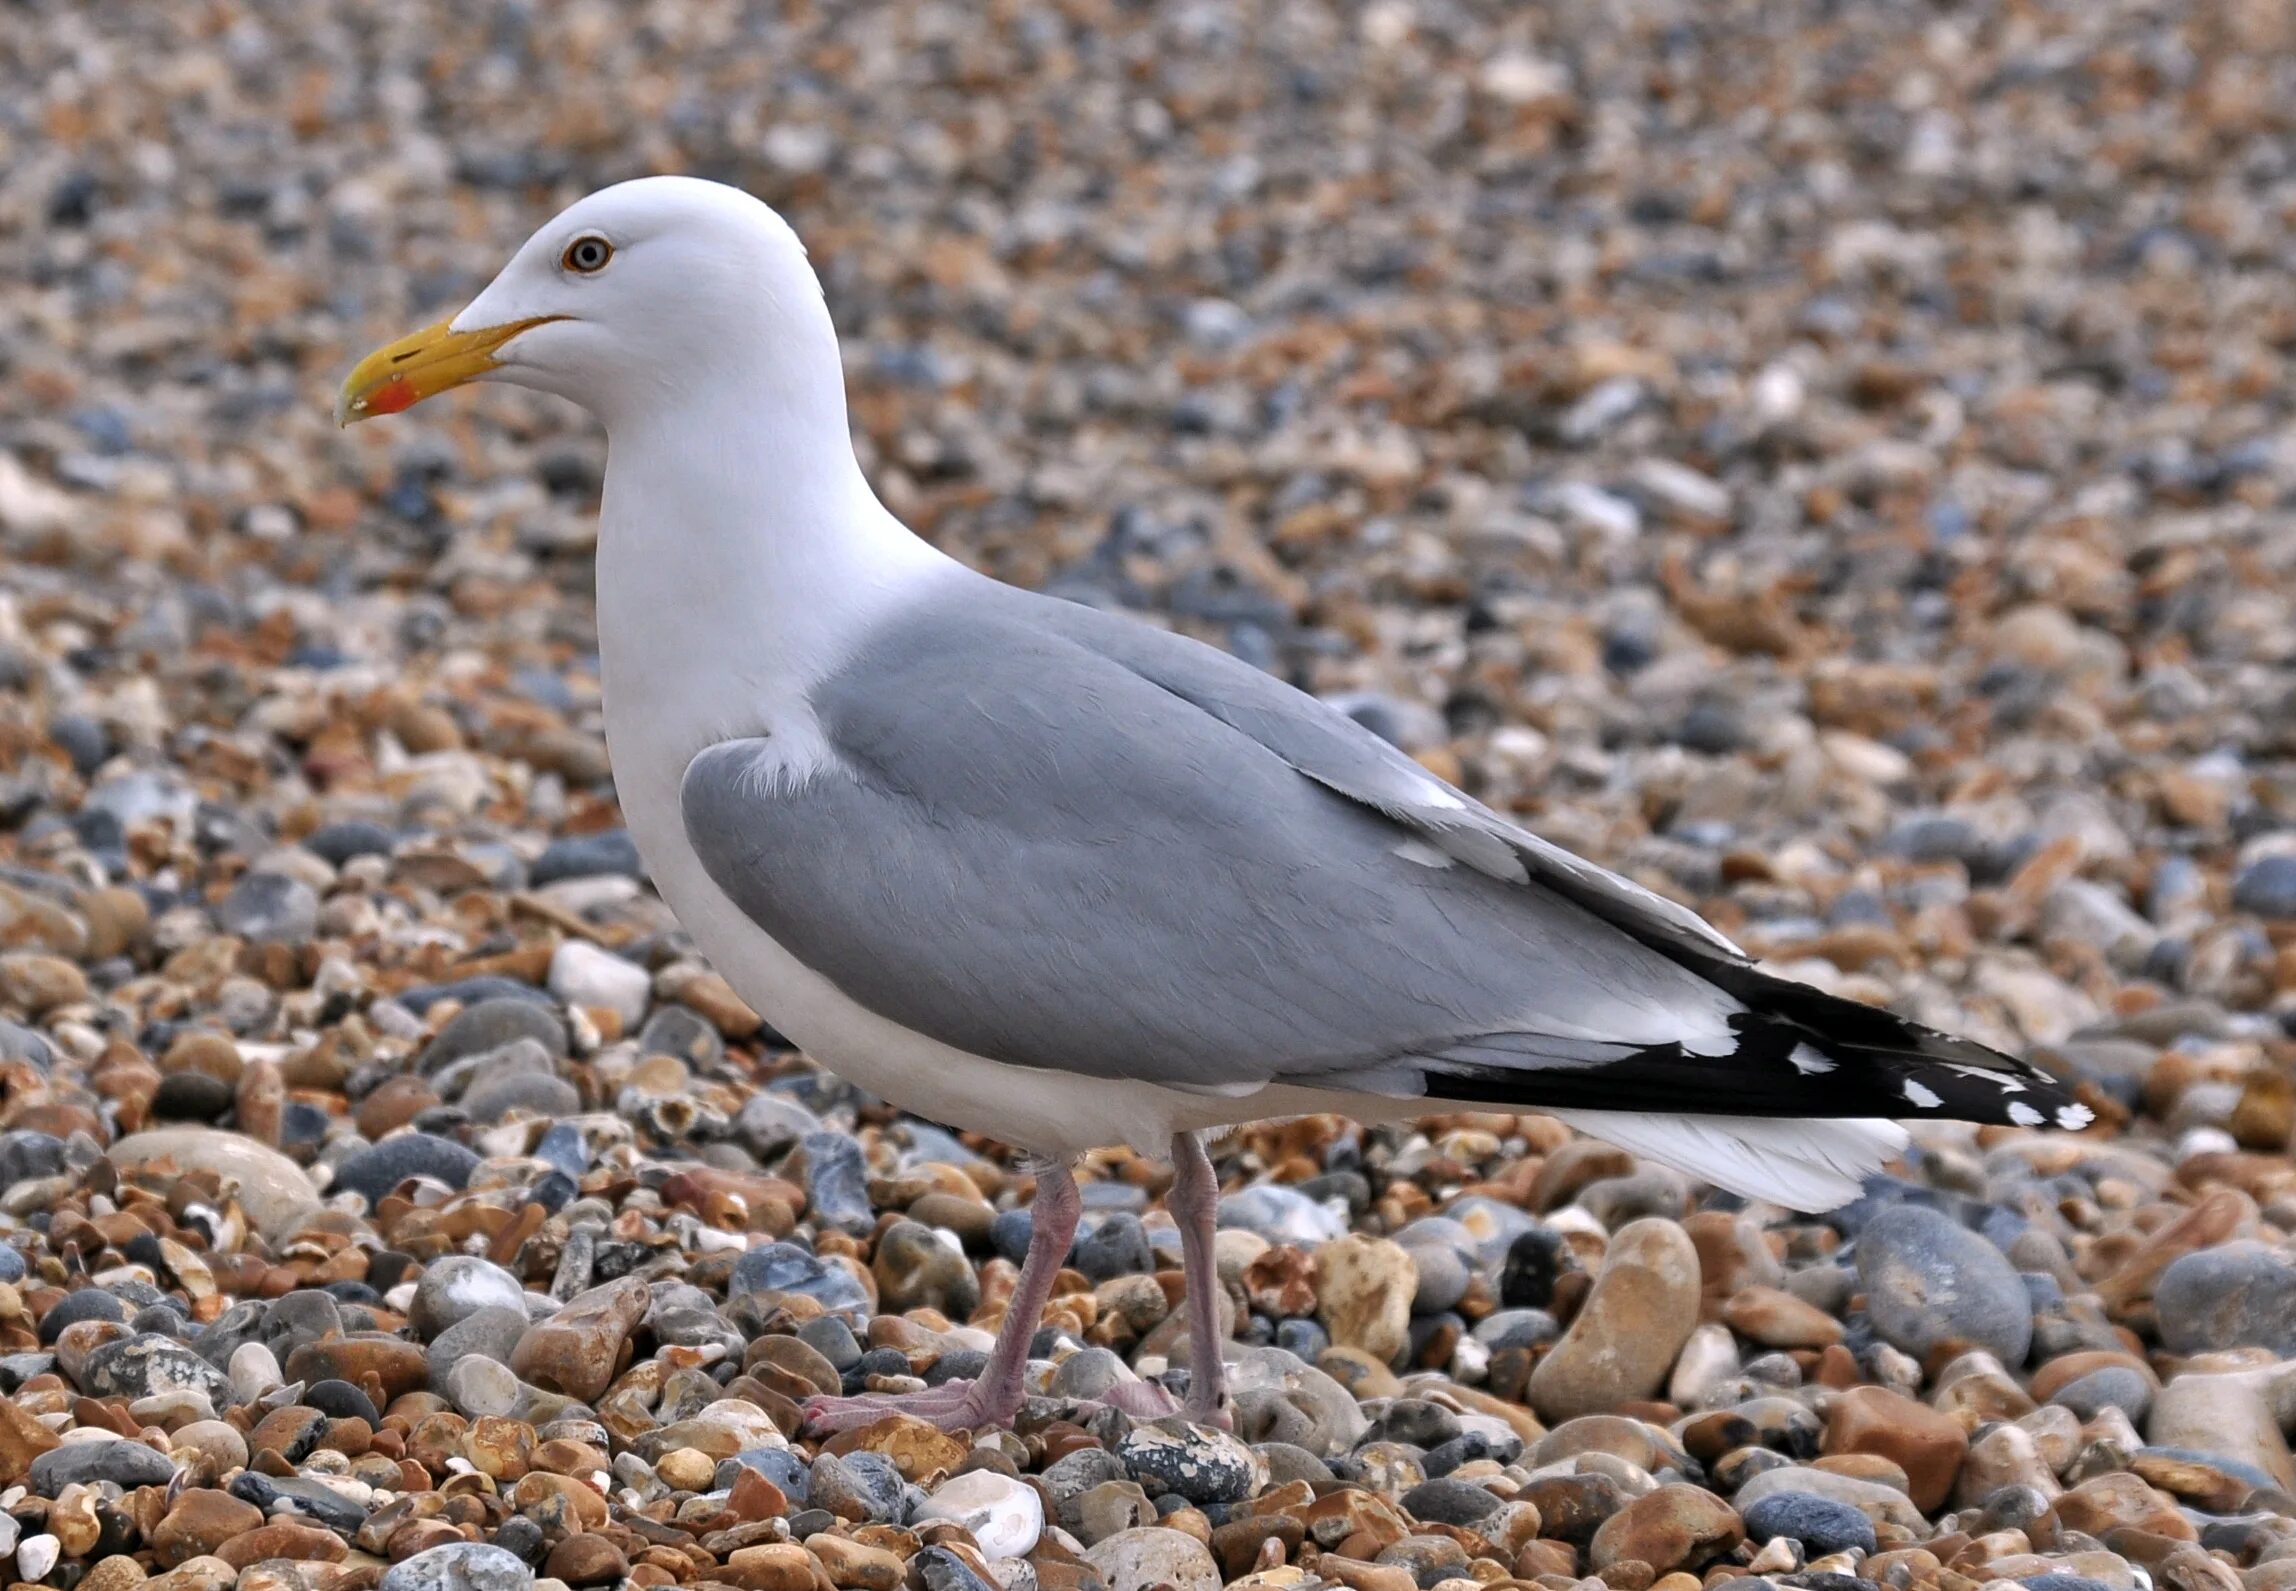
[
  {"x1": 804, "y1": 1157, "x2": 1083, "y2": 1434},
  {"x1": 1170, "y1": 1130, "x2": 1233, "y2": 1429}
]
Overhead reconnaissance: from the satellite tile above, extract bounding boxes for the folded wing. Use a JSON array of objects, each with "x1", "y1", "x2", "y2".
[{"x1": 680, "y1": 578, "x2": 2085, "y2": 1134}]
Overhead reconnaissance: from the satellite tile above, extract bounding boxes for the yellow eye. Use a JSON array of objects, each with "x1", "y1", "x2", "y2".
[{"x1": 561, "y1": 235, "x2": 613, "y2": 274}]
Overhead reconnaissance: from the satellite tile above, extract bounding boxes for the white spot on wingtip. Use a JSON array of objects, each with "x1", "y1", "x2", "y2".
[
  {"x1": 2007, "y1": 1102, "x2": 2045, "y2": 1127},
  {"x1": 2056, "y1": 1103, "x2": 2094, "y2": 1130},
  {"x1": 1902, "y1": 1080, "x2": 1943, "y2": 1109},
  {"x1": 1945, "y1": 1062, "x2": 2023, "y2": 1092},
  {"x1": 1789, "y1": 1043, "x2": 1835, "y2": 1075}
]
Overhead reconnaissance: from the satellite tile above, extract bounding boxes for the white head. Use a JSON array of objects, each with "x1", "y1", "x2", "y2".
[{"x1": 338, "y1": 176, "x2": 848, "y2": 440}]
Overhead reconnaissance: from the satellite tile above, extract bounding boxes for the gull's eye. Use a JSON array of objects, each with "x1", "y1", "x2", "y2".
[{"x1": 561, "y1": 235, "x2": 614, "y2": 274}]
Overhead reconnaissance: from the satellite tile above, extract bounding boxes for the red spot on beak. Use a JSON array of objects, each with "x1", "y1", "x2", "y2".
[{"x1": 368, "y1": 375, "x2": 418, "y2": 415}]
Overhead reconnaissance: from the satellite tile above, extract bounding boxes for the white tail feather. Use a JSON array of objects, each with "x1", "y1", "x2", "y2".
[{"x1": 1549, "y1": 1110, "x2": 1909, "y2": 1212}]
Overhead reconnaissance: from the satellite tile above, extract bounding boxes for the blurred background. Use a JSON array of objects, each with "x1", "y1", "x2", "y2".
[{"x1": 1, "y1": 0, "x2": 2294, "y2": 1086}]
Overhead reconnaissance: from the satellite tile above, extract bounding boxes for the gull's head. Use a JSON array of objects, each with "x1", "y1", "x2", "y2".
[{"x1": 336, "y1": 176, "x2": 836, "y2": 429}]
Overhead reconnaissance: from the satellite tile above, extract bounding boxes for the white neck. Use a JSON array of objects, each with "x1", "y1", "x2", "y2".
[{"x1": 593, "y1": 378, "x2": 954, "y2": 767}]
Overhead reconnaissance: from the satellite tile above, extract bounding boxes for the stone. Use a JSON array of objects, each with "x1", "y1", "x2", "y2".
[
  {"x1": 151, "y1": 1489, "x2": 265, "y2": 1565},
  {"x1": 1064, "y1": 1478, "x2": 1155, "y2": 1544},
  {"x1": 1399, "y1": 1476, "x2": 1501, "y2": 1525},
  {"x1": 218, "y1": 871, "x2": 320, "y2": 944},
  {"x1": 82, "y1": 1334, "x2": 231, "y2": 1403},
  {"x1": 420, "y1": 998, "x2": 569, "y2": 1072},
  {"x1": 225, "y1": 1341, "x2": 284, "y2": 1404},
  {"x1": 107, "y1": 1128, "x2": 320, "y2": 1238},
  {"x1": 1733, "y1": 1466, "x2": 1925, "y2": 1535},
  {"x1": 2232, "y1": 856, "x2": 2296, "y2": 917},
  {"x1": 2154, "y1": 1243, "x2": 2296, "y2": 1356},
  {"x1": 914, "y1": 1468, "x2": 1045, "y2": 1558},
  {"x1": 2052, "y1": 1366, "x2": 2153, "y2": 1424},
  {"x1": 216, "y1": 1520, "x2": 348, "y2": 1570},
  {"x1": 798, "y1": 1130, "x2": 875, "y2": 1234},
  {"x1": 1721, "y1": 1285, "x2": 1844, "y2": 1349},
  {"x1": 0, "y1": 1395, "x2": 60, "y2": 1487},
  {"x1": 1084, "y1": 1526, "x2": 1221, "y2": 1591},
  {"x1": 285, "y1": 1332, "x2": 429, "y2": 1403},
  {"x1": 2048, "y1": 1471, "x2": 2191, "y2": 1542},
  {"x1": 0, "y1": 951, "x2": 85, "y2": 1011},
  {"x1": 647, "y1": 1398, "x2": 787, "y2": 1459},
  {"x1": 167, "y1": 1421, "x2": 248, "y2": 1480},
  {"x1": 655, "y1": 1446, "x2": 719, "y2": 1490},
  {"x1": 811, "y1": 1450, "x2": 908, "y2": 1524},
  {"x1": 1589, "y1": 1484, "x2": 1745, "y2": 1573},
  {"x1": 1823, "y1": 1384, "x2": 1970, "y2": 1512},
  {"x1": 2147, "y1": 1364, "x2": 2296, "y2": 1494},
  {"x1": 39, "y1": 1287, "x2": 126, "y2": 1344},
  {"x1": 873, "y1": 1220, "x2": 979, "y2": 1315},
  {"x1": 462, "y1": 1068, "x2": 581, "y2": 1123},
  {"x1": 29, "y1": 1436, "x2": 178, "y2": 1494},
  {"x1": 1314, "y1": 1233, "x2": 1417, "y2": 1365},
  {"x1": 726, "y1": 1544, "x2": 818, "y2": 1591},
  {"x1": 410, "y1": 1256, "x2": 530, "y2": 1341},
  {"x1": 1076, "y1": 1213, "x2": 1156, "y2": 1281},
  {"x1": 510, "y1": 1275, "x2": 648, "y2": 1400},
  {"x1": 1855, "y1": 1205, "x2": 2032, "y2": 1366},
  {"x1": 428, "y1": 1305, "x2": 531, "y2": 1394},
  {"x1": 1527, "y1": 1217, "x2": 1700, "y2": 1420},
  {"x1": 145, "y1": 1559, "x2": 234, "y2": 1591},
  {"x1": 542, "y1": 1533, "x2": 628, "y2": 1586},
  {"x1": 912, "y1": 1546, "x2": 999, "y2": 1591},
  {"x1": 447, "y1": 1354, "x2": 524, "y2": 1418},
  {"x1": 1116, "y1": 1419, "x2": 1265, "y2": 1505},
  {"x1": 548, "y1": 940, "x2": 651, "y2": 1029},
  {"x1": 806, "y1": 1533, "x2": 906, "y2": 1591},
  {"x1": 379, "y1": 1543, "x2": 536, "y2": 1591},
  {"x1": 334, "y1": 1131, "x2": 481, "y2": 1204},
  {"x1": 1740, "y1": 1491, "x2": 1877, "y2": 1557}
]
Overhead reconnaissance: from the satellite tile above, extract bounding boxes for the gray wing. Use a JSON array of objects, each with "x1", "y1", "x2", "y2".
[{"x1": 681, "y1": 577, "x2": 2074, "y2": 1123}]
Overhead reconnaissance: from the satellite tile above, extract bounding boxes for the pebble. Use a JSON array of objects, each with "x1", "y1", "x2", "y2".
[
  {"x1": 333, "y1": 1131, "x2": 481, "y2": 1203},
  {"x1": 410, "y1": 1255, "x2": 530, "y2": 1340},
  {"x1": 1741, "y1": 1492, "x2": 1879, "y2": 1557},
  {"x1": 2154, "y1": 1242, "x2": 2296, "y2": 1357},
  {"x1": 547, "y1": 940, "x2": 652, "y2": 1029},
  {"x1": 1527, "y1": 1216, "x2": 1699, "y2": 1419},
  {"x1": 30, "y1": 1437, "x2": 179, "y2": 1494},
  {"x1": 379, "y1": 1544, "x2": 536, "y2": 1591},
  {"x1": 1117, "y1": 1421, "x2": 1264, "y2": 1505},
  {"x1": 913, "y1": 1468, "x2": 1045, "y2": 1558},
  {"x1": 1085, "y1": 1527, "x2": 1221, "y2": 1591},
  {"x1": 1314, "y1": 1234, "x2": 1416, "y2": 1365},
  {"x1": 1855, "y1": 1205, "x2": 2034, "y2": 1366}
]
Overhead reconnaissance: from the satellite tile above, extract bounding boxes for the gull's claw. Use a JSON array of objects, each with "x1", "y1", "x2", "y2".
[{"x1": 801, "y1": 1377, "x2": 1017, "y2": 1435}]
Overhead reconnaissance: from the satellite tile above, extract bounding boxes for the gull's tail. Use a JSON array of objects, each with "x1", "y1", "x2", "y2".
[{"x1": 1548, "y1": 1109, "x2": 1910, "y2": 1211}]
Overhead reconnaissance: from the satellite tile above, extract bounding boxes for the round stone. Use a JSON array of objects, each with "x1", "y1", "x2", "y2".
[
  {"x1": 1854, "y1": 1205, "x2": 2033, "y2": 1366},
  {"x1": 1742, "y1": 1491, "x2": 1879, "y2": 1557}
]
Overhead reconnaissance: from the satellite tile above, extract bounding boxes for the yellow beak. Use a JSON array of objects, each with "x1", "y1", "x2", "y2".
[{"x1": 334, "y1": 315, "x2": 563, "y2": 426}]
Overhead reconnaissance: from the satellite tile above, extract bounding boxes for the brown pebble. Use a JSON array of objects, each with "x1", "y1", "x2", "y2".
[{"x1": 545, "y1": 1532, "x2": 632, "y2": 1586}]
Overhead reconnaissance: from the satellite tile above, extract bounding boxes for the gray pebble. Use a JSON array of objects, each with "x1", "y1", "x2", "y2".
[
  {"x1": 1855, "y1": 1205, "x2": 2033, "y2": 1366},
  {"x1": 31, "y1": 1437, "x2": 178, "y2": 1495},
  {"x1": 379, "y1": 1542, "x2": 535, "y2": 1591}
]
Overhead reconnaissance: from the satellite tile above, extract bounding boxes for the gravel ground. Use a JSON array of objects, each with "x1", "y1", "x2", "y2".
[{"x1": 1, "y1": 3, "x2": 2295, "y2": 1591}]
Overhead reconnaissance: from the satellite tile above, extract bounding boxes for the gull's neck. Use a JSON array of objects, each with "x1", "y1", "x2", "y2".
[{"x1": 594, "y1": 380, "x2": 956, "y2": 765}]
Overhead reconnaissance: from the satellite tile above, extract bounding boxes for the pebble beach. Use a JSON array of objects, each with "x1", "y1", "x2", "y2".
[{"x1": 1, "y1": 4, "x2": 2295, "y2": 1591}]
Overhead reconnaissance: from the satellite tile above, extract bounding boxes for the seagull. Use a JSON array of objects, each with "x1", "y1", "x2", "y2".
[{"x1": 339, "y1": 176, "x2": 2090, "y2": 1432}]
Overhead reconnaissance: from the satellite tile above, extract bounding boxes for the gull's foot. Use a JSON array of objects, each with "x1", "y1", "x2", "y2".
[
  {"x1": 1096, "y1": 1378, "x2": 1185, "y2": 1421},
  {"x1": 802, "y1": 1377, "x2": 1018, "y2": 1434},
  {"x1": 1182, "y1": 1391, "x2": 1234, "y2": 1432}
]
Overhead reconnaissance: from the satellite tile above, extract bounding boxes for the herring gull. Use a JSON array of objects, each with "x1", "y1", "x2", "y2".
[{"x1": 339, "y1": 175, "x2": 2089, "y2": 1431}]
